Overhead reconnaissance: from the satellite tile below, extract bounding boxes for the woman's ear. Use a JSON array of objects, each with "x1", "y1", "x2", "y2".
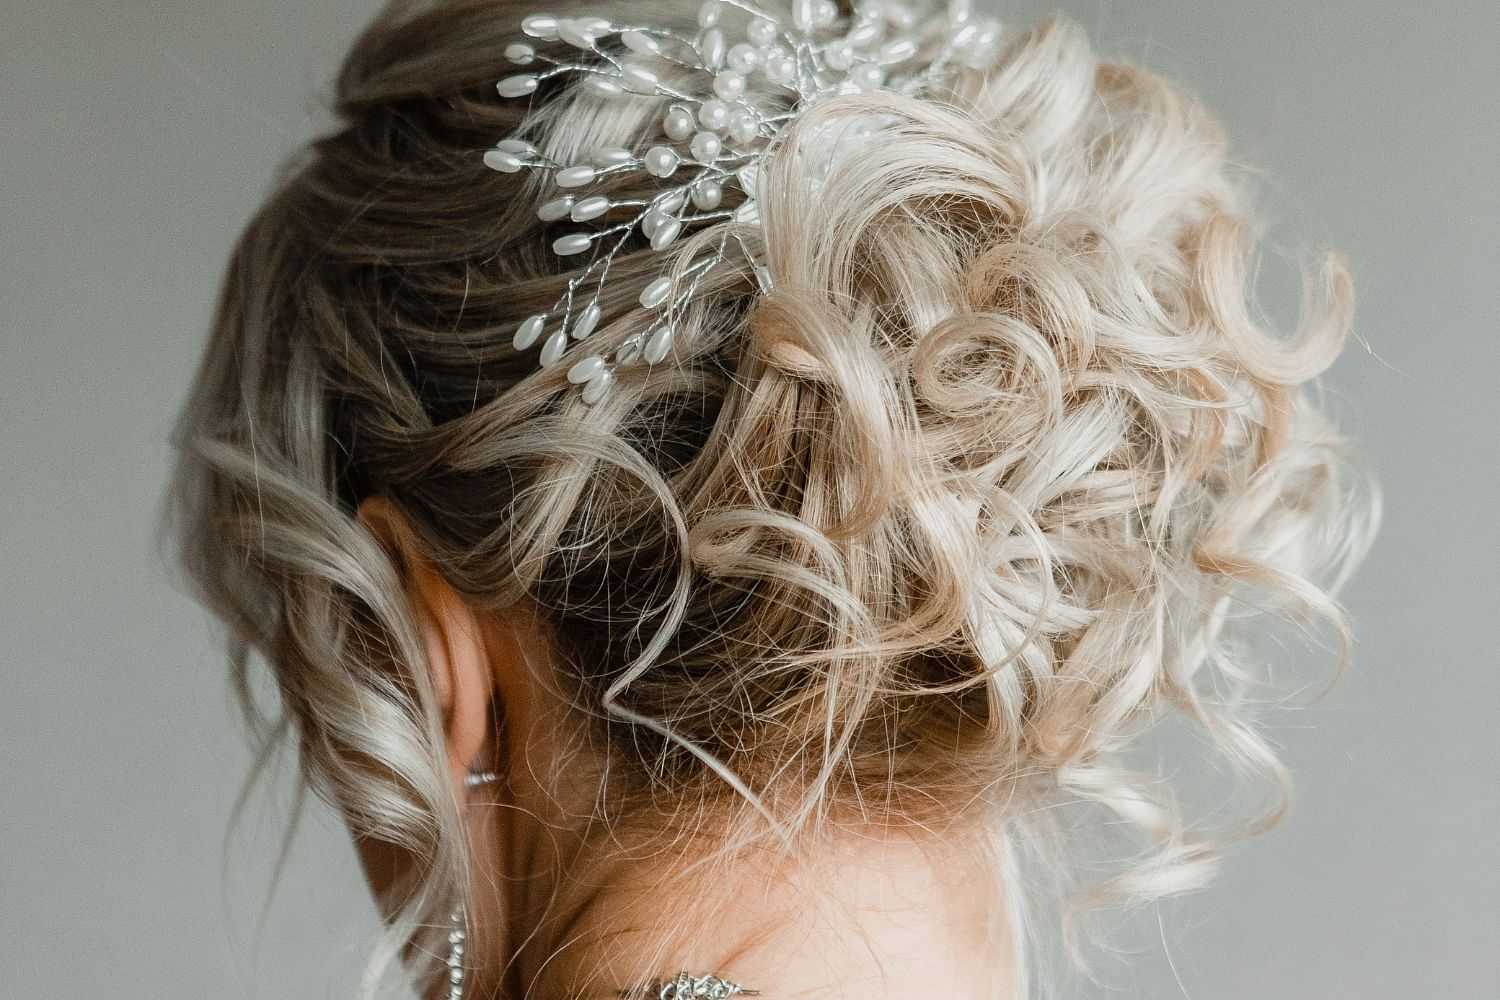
[{"x1": 356, "y1": 496, "x2": 495, "y2": 792}]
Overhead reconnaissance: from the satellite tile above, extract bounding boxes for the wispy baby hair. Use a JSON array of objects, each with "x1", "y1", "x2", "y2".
[{"x1": 166, "y1": 0, "x2": 1376, "y2": 995}]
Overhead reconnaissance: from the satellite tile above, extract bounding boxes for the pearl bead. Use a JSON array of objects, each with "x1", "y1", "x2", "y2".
[
  {"x1": 521, "y1": 14, "x2": 559, "y2": 39},
  {"x1": 690, "y1": 131, "x2": 722, "y2": 162},
  {"x1": 537, "y1": 196, "x2": 574, "y2": 221},
  {"x1": 851, "y1": 62, "x2": 885, "y2": 89},
  {"x1": 727, "y1": 43, "x2": 762, "y2": 72},
  {"x1": 649, "y1": 218, "x2": 683, "y2": 251},
  {"x1": 497, "y1": 74, "x2": 537, "y2": 98},
  {"x1": 748, "y1": 17, "x2": 777, "y2": 46},
  {"x1": 620, "y1": 61, "x2": 659, "y2": 94},
  {"x1": 698, "y1": 99, "x2": 729, "y2": 130},
  {"x1": 495, "y1": 139, "x2": 535, "y2": 155},
  {"x1": 691, "y1": 179, "x2": 723, "y2": 210},
  {"x1": 824, "y1": 41, "x2": 853, "y2": 70},
  {"x1": 793, "y1": 0, "x2": 816, "y2": 32},
  {"x1": 567, "y1": 355, "x2": 607, "y2": 383},
  {"x1": 713, "y1": 71, "x2": 745, "y2": 100},
  {"x1": 664, "y1": 107, "x2": 695, "y2": 140},
  {"x1": 482, "y1": 150, "x2": 523, "y2": 172},
  {"x1": 504, "y1": 42, "x2": 535, "y2": 65},
  {"x1": 514, "y1": 315, "x2": 546, "y2": 350},
  {"x1": 586, "y1": 75, "x2": 623, "y2": 96},
  {"x1": 570, "y1": 195, "x2": 610, "y2": 221},
  {"x1": 729, "y1": 112, "x2": 759, "y2": 145},
  {"x1": 621, "y1": 30, "x2": 659, "y2": 54},
  {"x1": 949, "y1": 0, "x2": 973, "y2": 24},
  {"x1": 555, "y1": 164, "x2": 596, "y2": 188},
  {"x1": 817, "y1": 0, "x2": 838, "y2": 26},
  {"x1": 962, "y1": 19, "x2": 1002, "y2": 68},
  {"x1": 698, "y1": 28, "x2": 725, "y2": 69},
  {"x1": 643, "y1": 325, "x2": 675, "y2": 364},
  {"x1": 886, "y1": 3, "x2": 916, "y2": 29},
  {"x1": 581, "y1": 368, "x2": 613, "y2": 404},
  {"x1": 557, "y1": 19, "x2": 596, "y2": 48},
  {"x1": 570, "y1": 303, "x2": 601, "y2": 339},
  {"x1": 552, "y1": 233, "x2": 593, "y2": 255},
  {"x1": 592, "y1": 146, "x2": 632, "y2": 166},
  {"x1": 659, "y1": 191, "x2": 686, "y2": 214},
  {"x1": 644, "y1": 145, "x2": 679, "y2": 177},
  {"x1": 847, "y1": 23, "x2": 880, "y2": 47},
  {"x1": 639, "y1": 276, "x2": 673, "y2": 308},
  {"x1": 697, "y1": 0, "x2": 721, "y2": 27},
  {"x1": 765, "y1": 55, "x2": 795, "y2": 83},
  {"x1": 539, "y1": 328, "x2": 569, "y2": 366},
  {"x1": 879, "y1": 38, "x2": 916, "y2": 64}
]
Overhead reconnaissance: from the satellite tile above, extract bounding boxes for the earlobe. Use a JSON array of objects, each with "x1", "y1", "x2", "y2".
[{"x1": 356, "y1": 497, "x2": 497, "y2": 791}]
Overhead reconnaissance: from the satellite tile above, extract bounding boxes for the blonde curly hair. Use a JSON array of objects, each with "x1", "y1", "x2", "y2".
[{"x1": 167, "y1": 1, "x2": 1376, "y2": 994}]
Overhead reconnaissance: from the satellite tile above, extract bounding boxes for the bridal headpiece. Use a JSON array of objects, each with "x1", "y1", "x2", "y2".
[{"x1": 482, "y1": 0, "x2": 1002, "y2": 404}]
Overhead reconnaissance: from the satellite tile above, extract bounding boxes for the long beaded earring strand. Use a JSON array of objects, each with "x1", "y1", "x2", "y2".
[
  {"x1": 447, "y1": 769, "x2": 501, "y2": 1000},
  {"x1": 446, "y1": 907, "x2": 467, "y2": 1000}
]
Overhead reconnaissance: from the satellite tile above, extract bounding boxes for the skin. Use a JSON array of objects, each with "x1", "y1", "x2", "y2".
[{"x1": 353, "y1": 498, "x2": 1016, "y2": 999}]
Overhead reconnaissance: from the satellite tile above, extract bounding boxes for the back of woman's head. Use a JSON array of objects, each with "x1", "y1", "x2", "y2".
[{"x1": 168, "y1": 0, "x2": 1375, "y2": 993}]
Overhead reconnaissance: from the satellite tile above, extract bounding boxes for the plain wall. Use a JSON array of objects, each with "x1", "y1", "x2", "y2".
[{"x1": 2, "y1": 1, "x2": 1495, "y2": 997}]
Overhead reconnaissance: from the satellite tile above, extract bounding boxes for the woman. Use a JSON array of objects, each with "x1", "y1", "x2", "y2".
[{"x1": 167, "y1": 1, "x2": 1374, "y2": 996}]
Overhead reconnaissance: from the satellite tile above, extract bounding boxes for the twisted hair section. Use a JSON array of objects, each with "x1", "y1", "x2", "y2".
[{"x1": 166, "y1": 1, "x2": 1375, "y2": 994}]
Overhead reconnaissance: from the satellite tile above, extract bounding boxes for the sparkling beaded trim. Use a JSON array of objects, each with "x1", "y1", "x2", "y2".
[
  {"x1": 446, "y1": 907, "x2": 467, "y2": 1000},
  {"x1": 617, "y1": 972, "x2": 762, "y2": 998},
  {"x1": 483, "y1": 0, "x2": 1003, "y2": 405}
]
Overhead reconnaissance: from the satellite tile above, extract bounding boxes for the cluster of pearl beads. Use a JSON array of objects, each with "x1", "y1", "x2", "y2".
[{"x1": 484, "y1": 0, "x2": 1002, "y2": 406}]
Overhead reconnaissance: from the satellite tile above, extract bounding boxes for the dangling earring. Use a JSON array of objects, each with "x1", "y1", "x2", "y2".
[
  {"x1": 445, "y1": 905, "x2": 467, "y2": 1000},
  {"x1": 447, "y1": 768, "x2": 499, "y2": 1000}
]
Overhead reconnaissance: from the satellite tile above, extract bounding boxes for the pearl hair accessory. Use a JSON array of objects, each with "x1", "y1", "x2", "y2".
[{"x1": 484, "y1": 0, "x2": 1003, "y2": 405}]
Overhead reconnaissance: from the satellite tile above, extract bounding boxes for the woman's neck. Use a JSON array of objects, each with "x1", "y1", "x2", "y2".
[
  {"x1": 485, "y1": 814, "x2": 1016, "y2": 999},
  {"x1": 457, "y1": 627, "x2": 1017, "y2": 998}
]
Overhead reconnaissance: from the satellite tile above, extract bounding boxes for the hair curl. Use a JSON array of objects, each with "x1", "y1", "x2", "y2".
[{"x1": 167, "y1": 1, "x2": 1376, "y2": 995}]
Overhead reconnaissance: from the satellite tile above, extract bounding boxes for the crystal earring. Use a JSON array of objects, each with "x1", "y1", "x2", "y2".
[
  {"x1": 445, "y1": 906, "x2": 467, "y2": 1000},
  {"x1": 446, "y1": 768, "x2": 499, "y2": 999}
]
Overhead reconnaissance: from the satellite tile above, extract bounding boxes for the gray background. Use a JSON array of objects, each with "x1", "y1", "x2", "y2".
[{"x1": 2, "y1": 1, "x2": 1495, "y2": 997}]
